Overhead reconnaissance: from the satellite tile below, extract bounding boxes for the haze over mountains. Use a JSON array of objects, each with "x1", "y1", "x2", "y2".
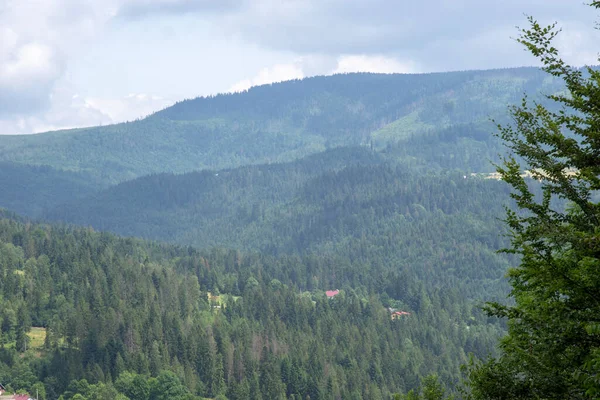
[
  {"x1": 0, "y1": 67, "x2": 561, "y2": 220},
  {"x1": 0, "y1": 67, "x2": 560, "y2": 398},
  {"x1": 0, "y1": 68, "x2": 559, "y2": 184}
]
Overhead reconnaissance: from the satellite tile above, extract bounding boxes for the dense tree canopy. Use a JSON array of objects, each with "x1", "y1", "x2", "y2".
[
  {"x1": 465, "y1": 4, "x2": 600, "y2": 398},
  {"x1": 0, "y1": 214, "x2": 503, "y2": 399},
  {"x1": 0, "y1": 68, "x2": 561, "y2": 185},
  {"x1": 0, "y1": 8, "x2": 584, "y2": 400}
]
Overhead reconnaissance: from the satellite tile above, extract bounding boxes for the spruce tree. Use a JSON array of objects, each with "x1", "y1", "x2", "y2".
[{"x1": 466, "y1": 2, "x2": 600, "y2": 398}]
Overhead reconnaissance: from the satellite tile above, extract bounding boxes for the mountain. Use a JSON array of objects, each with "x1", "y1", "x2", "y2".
[
  {"x1": 0, "y1": 212, "x2": 504, "y2": 399},
  {"x1": 43, "y1": 147, "x2": 384, "y2": 244},
  {"x1": 0, "y1": 162, "x2": 102, "y2": 217},
  {"x1": 0, "y1": 68, "x2": 561, "y2": 184},
  {"x1": 0, "y1": 67, "x2": 563, "y2": 399},
  {"x1": 43, "y1": 147, "x2": 515, "y2": 304}
]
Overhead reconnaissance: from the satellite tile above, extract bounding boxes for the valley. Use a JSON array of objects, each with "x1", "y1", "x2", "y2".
[{"x1": 0, "y1": 64, "x2": 590, "y2": 399}]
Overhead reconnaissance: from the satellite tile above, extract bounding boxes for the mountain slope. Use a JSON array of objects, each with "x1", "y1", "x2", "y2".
[
  {"x1": 0, "y1": 211, "x2": 503, "y2": 399},
  {"x1": 0, "y1": 162, "x2": 101, "y2": 217},
  {"x1": 44, "y1": 148, "x2": 514, "y2": 302},
  {"x1": 0, "y1": 68, "x2": 560, "y2": 184},
  {"x1": 45, "y1": 147, "x2": 384, "y2": 239}
]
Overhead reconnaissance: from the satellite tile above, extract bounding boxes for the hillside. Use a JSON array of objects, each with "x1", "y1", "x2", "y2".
[
  {"x1": 0, "y1": 68, "x2": 560, "y2": 184},
  {"x1": 0, "y1": 67, "x2": 561, "y2": 399},
  {"x1": 0, "y1": 162, "x2": 102, "y2": 218},
  {"x1": 0, "y1": 214, "x2": 504, "y2": 399},
  {"x1": 43, "y1": 147, "x2": 516, "y2": 304}
]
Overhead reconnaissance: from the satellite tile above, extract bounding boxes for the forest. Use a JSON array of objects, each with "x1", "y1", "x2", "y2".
[
  {"x1": 0, "y1": 111, "x2": 525, "y2": 400},
  {"x1": 0, "y1": 215, "x2": 504, "y2": 399},
  {"x1": 1, "y1": 3, "x2": 599, "y2": 397},
  {"x1": 0, "y1": 67, "x2": 561, "y2": 185},
  {"x1": 0, "y1": 69, "x2": 562, "y2": 399}
]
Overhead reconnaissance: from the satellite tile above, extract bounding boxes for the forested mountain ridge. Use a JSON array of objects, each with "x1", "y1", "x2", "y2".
[
  {"x1": 43, "y1": 147, "x2": 515, "y2": 304},
  {"x1": 0, "y1": 162, "x2": 103, "y2": 218},
  {"x1": 0, "y1": 66, "x2": 564, "y2": 399},
  {"x1": 0, "y1": 68, "x2": 560, "y2": 184},
  {"x1": 43, "y1": 147, "x2": 386, "y2": 242},
  {"x1": 0, "y1": 214, "x2": 503, "y2": 399}
]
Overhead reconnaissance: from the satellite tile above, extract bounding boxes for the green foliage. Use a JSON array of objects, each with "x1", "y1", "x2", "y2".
[
  {"x1": 465, "y1": 4, "x2": 600, "y2": 399},
  {"x1": 0, "y1": 162, "x2": 101, "y2": 218},
  {"x1": 0, "y1": 69, "x2": 562, "y2": 185},
  {"x1": 43, "y1": 147, "x2": 517, "y2": 296},
  {"x1": 421, "y1": 375, "x2": 445, "y2": 400},
  {"x1": 0, "y1": 213, "x2": 504, "y2": 399},
  {"x1": 0, "y1": 30, "x2": 574, "y2": 400},
  {"x1": 395, "y1": 374, "x2": 449, "y2": 400},
  {"x1": 30, "y1": 382, "x2": 47, "y2": 400}
]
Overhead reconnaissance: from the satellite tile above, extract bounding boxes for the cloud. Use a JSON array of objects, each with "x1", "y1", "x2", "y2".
[
  {"x1": 116, "y1": 0, "x2": 240, "y2": 18},
  {"x1": 0, "y1": 86, "x2": 173, "y2": 135},
  {"x1": 0, "y1": 0, "x2": 112, "y2": 118},
  {"x1": 2, "y1": 0, "x2": 599, "y2": 134},
  {"x1": 555, "y1": 21, "x2": 600, "y2": 66},
  {"x1": 333, "y1": 55, "x2": 417, "y2": 74},
  {"x1": 112, "y1": 0, "x2": 599, "y2": 75},
  {"x1": 0, "y1": 24, "x2": 62, "y2": 116},
  {"x1": 0, "y1": 39, "x2": 63, "y2": 115},
  {"x1": 225, "y1": 0, "x2": 591, "y2": 54},
  {"x1": 228, "y1": 54, "x2": 418, "y2": 93},
  {"x1": 84, "y1": 93, "x2": 174, "y2": 122},
  {"x1": 0, "y1": 0, "x2": 178, "y2": 130},
  {"x1": 0, "y1": 86, "x2": 110, "y2": 135},
  {"x1": 229, "y1": 62, "x2": 305, "y2": 92}
]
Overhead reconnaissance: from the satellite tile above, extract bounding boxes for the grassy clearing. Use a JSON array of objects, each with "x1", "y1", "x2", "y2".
[
  {"x1": 371, "y1": 111, "x2": 433, "y2": 144},
  {"x1": 3, "y1": 327, "x2": 47, "y2": 351},
  {"x1": 27, "y1": 327, "x2": 46, "y2": 348}
]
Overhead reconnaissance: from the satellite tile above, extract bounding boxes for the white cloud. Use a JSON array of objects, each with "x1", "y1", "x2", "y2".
[
  {"x1": 0, "y1": 84, "x2": 173, "y2": 135},
  {"x1": 2, "y1": 0, "x2": 599, "y2": 134},
  {"x1": 225, "y1": 0, "x2": 595, "y2": 57},
  {"x1": 116, "y1": 0, "x2": 240, "y2": 17},
  {"x1": 229, "y1": 62, "x2": 305, "y2": 92},
  {"x1": 228, "y1": 55, "x2": 418, "y2": 93},
  {"x1": 0, "y1": 40, "x2": 63, "y2": 114},
  {"x1": 85, "y1": 93, "x2": 174, "y2": 122},
  {"x1": 556, "y1": 22, "x2": 600, "y2": 66},
  {"x1": 0, "y1": 0, "x2": 111, "y2": 116},
  {"x1": 0, "y1": 87, "x2": 111, "y2": 135},
  {"x1": 333, "y1": 55, "x2": 417, "y2": 74},
  {"x1": 0, "y1": 0, "x2": 179, "y2": 132}
]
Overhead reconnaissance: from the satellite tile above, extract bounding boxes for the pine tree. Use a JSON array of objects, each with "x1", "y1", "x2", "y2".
[{"x1": 466, "y1": 2, "x2": 600, "y2": 398}]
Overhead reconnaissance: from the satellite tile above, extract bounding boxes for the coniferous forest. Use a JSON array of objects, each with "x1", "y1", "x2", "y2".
[
  {"x1": 1, "y1": 3, "x2": 599, "y2": 399},
  {"x1": 0, "y1": 86, "x2": 519, "y2": 400}
]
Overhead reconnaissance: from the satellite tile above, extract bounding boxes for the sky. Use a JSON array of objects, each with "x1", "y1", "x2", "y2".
[{"x1": 1, "y1": 0, "x2": 598, "y2": 135}]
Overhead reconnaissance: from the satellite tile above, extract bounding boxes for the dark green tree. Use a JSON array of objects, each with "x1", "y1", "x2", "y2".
[
  {"x1": 421, "y1": 375, "x2": 445, "y2": 400},
  {"x1": 466, "y1": 3, "x2": 600, "y2": 399}
]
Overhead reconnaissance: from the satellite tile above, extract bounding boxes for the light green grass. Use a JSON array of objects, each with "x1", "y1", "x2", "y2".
[
  {"x1": 3, "y1": 327, "x2": 47, "y2": 350},
  {"x1": 27, "y1": 327, "x2": 47, "y2": 348},
  {"x1": 370, "y1": 111, "x2": 433, "y2": 144}
]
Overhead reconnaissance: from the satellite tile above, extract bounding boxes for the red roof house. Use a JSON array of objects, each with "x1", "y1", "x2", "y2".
[
  {"x1": 325, "y1": 289, "x2": 339, "y2": 298},
  {"x1": 3, "y1": 395, "x2": 34, "y2": 400},
  {"x1": 391, "y1": 311, "x2": 411, "y2": 320}
]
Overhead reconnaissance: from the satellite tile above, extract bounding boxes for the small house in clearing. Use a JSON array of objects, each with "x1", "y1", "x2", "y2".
[
  {"x1": 207, "y1": 292, "x2": 220, "y2": 302},
  {"x1": 1, "y1": 394, "x2": 34, "y2": 400},
  {"x1": 391, "y1": 311, "x2": 411, "y2": 320},
  {"x1": 325, "y1": 290, "x2": 339, "y2": 298},
  {"x1": 0, "y1": 384, "x2": 5, "y2": 395}
]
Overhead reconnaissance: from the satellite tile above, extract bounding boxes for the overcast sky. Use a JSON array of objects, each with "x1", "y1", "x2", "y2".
[{"x1": 1, "y1": 0, "x2": 598, "y2": 135}]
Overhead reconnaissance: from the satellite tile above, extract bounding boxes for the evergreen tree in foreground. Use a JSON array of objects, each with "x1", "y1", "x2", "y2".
[{"x1": 465, "y1": 2, "x2": 600, "y2": 399}]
